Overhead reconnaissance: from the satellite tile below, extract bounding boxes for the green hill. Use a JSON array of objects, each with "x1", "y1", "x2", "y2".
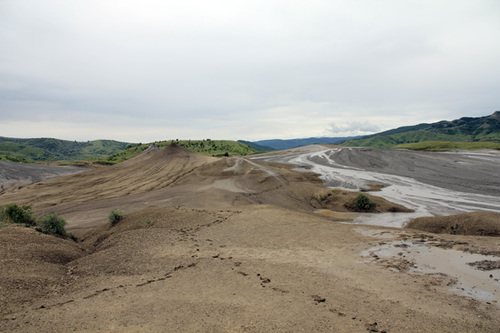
[
  {"x1": 341, "y1": 111, "x2": 500, "y2": 149},
  {"x1": 0, "y1": 137, "x2": 258, "y2": 164},
  {"x1": 105, "y1": 139, "x2": 257, "y2": 164},
  {"x1": 393, "y1": 141, "x2": 500, "y2": 151},
  {"x1": 0, "y1": 137, "x2": 130, "y2": 162}
]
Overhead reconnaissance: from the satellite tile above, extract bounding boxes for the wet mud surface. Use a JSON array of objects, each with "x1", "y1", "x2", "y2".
[
  {"x1": 254, "y1": 146, "x2": 500, "y2": 227},
  {"x1": 0, "y1": 161, "x2": 89, "y2": 193}
]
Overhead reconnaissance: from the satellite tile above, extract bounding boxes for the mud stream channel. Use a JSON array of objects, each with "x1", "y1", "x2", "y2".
[{"x1": 254, "y1": 146, "x2": 500, "y2": 303}]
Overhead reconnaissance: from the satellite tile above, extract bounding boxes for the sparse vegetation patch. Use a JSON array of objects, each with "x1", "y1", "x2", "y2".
[
  {"x1": 0, "y1": 203, "x2": 73, "y2": 239},
  {"x1": 350, "y1": 194, "x2": 377, "y2": 212},
  {"x1": 37, "y1": 213, "x2": 69, "y2": 238},
  {"x1": 0, "y1": 203, "x2": 36, "y2": 226},
  {"x1": 311, "y1": 189, "x2": 412, "y2": 213},
  {"x1": 109, "y1": 209, "x2": 126, "y2": 227}
]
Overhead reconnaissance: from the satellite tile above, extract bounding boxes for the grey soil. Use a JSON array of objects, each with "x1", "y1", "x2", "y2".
[
  {"x1": 0, "y1": 161, "x2": 89, "y2": 194},
  {"x1": 326, "y1": 148, "x2": 500, "y2": 196}
]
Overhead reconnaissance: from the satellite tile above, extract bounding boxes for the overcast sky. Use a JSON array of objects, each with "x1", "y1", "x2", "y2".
[{"x1": 1, "y1": 0, "x2": 499, "y2": 142}]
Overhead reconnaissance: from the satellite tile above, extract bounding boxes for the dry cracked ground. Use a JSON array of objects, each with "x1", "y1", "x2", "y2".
[{"x1": 1, "y1": 144, "x2": 499, "y2": 332}]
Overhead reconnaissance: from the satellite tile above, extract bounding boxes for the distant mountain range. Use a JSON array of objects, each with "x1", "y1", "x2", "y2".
[
  {"x1": 0, "y1": 137, "x2": 130, "y2": 162},
  {"x1": 341, "y1": 111, "x2": 500, "y2": 149},
  {"x1": 237, "y1": 141, "x2": 276, "y2": 151},
  {"x1": 2, "y1": 112, "x2": 498, "y2": 163},
  {"x1": 240, "y1": 137, "x2": 360, "y2": 151},
  {"x1": 240, "y1": 112, "x2": 500, "y2": 151}
]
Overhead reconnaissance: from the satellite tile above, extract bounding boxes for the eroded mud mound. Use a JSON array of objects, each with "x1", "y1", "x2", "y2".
[
  {"x1": 0, "y1": 145, "x2": 331, "y2": 231},
  {"x1": 0, "y1": 226, "x2": 85, "y2": 313},
  {"x1": 0, "y1": 144, "x2": 215, "y2": 210},
  {"x1": 406, "y1": 212, "x2": 500, "y2": 236}
]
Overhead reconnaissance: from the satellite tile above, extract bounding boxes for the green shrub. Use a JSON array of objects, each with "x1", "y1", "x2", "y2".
[
  {"x1": 0, "y1": 203, "x2": 36, "y2": 226},
  {"x1": 38, "y1": 213, "x2": 68, "y2": 238},
  {"x1": 109, "y1": 210, "x2": 125, "y2": 227},
  {"x1": 352, "y1": 194, "x2": 376, "y2": 212}
]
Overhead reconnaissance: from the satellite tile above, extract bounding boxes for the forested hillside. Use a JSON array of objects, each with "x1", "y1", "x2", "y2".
[
  {"x1": 341, "y1": 112, "x2": 500, "y2": 149},
  {"x1": 0, "y1": 137, "x2": 130, "y2": 162}
]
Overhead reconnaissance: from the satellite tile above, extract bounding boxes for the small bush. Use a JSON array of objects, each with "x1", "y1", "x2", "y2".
[
  {"x1": 352, "y1": 194, "x2": 376, "y2": 212},
  {"x1": 38, "y1": 213, "x2": 68, "y2": 238},
  {"x1": 0, "y1": 203, "x2": 36, "y2": 226},
  {"x1": 109, "y1": 210, "x2": 125, "y2": 227}
]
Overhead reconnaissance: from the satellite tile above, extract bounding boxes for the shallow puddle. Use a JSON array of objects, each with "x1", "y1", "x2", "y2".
[{"x1": 363, "y1": 240, "x2": 500, "y2": 302}]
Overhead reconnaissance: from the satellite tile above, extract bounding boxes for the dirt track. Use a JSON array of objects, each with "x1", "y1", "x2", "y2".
[{"x1": 1, "y1": 144, "x2": 499, "y2": 332}]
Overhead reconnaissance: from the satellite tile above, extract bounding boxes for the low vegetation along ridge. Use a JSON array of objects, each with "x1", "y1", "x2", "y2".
[
  {"x1": 1, "y1": 203, "x2": 129, "y2": 240},
  {"x1": 105, "y1": 139, "x2": 257, "y2": 164},
  {"x1": 0, "y1": 203, "x2": 72, "y2": 239}
]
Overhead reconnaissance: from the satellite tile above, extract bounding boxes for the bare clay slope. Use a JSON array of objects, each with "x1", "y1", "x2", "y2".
[
  {"x1": 0, "y1": 226, "x2": 85, "y2": 315},
  {"x1": 0, "y1": 144, "x2": 328, "y2": 231},
  {"x1": 407, "y1": 211, "x2": 500, "y2": 236},
  {"x1": 0, "y1": 143, "x2": 215, "y2": 210}
]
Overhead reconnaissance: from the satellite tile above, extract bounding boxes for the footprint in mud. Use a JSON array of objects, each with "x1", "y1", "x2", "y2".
[
  {"x1": 311, "y1": 295, "x2": 326, "y2": 304},
  {"x1": 365, "y1": 321, "x2": 388, "y2": 333},
  {"x1": 257, "y1": 273, "x2": 271, "y2": 287}
]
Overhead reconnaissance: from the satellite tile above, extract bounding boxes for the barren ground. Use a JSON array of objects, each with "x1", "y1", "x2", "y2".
[
  {"x1": 1, "y1": 144, "x2": 499, "y2": 332},
  {"x1": 0, "y1": 161, "x2": 89, "y2": 194}
]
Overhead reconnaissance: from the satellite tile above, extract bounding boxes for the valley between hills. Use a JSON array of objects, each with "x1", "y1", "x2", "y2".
[{"x1": 1, "y1": 143, "x2": 499, "y2": 332}]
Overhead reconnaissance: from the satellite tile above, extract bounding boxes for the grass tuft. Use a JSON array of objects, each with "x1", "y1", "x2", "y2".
[{"x1": 109, "y1": 210, "x2": 125, "y2": 227}]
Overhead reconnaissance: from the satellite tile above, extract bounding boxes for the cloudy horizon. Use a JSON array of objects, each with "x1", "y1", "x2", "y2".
[{"x1": 1, "y1": 0, "x2": 499, "y2": 143}]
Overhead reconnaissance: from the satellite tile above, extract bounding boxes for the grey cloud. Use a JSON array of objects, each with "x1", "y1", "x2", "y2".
[
  {"x1": 0, "y1": 1, "x2": 499, "y2": 141},
  {"x1": 328, "y1": 121, "x2": 381, "y2": 135}
]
